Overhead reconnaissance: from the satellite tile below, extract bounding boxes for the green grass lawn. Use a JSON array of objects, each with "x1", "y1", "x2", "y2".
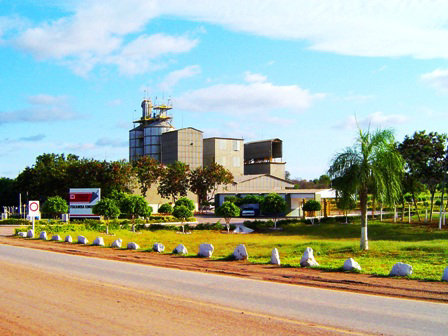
[{"x1": 22, "y1": 218, "x2": 448, "y2": 281}]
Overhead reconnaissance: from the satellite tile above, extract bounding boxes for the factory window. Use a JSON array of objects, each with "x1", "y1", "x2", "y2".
[
  {"x1": 233, "y1": 140, "x2": 240, "y2": 151},
  {"x1": 219, "y1": 139, "x2": 226, "y2": 150}
]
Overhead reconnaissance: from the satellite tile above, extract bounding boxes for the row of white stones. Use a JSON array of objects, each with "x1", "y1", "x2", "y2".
[{"x1": 19, "y1": 230, "x2": 448, "y2": 281}]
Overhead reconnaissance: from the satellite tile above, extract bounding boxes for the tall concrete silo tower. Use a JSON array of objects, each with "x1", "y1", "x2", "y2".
[{"x1": 129, "y1": 99, "x2": 175, "y2": 162}]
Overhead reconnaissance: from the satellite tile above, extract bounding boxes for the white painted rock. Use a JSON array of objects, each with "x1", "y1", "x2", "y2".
[
  {"x1": 173, "y1": 244, "x2": 188, "y2": 255},
  {"x1": 111, "y1": 239, "x2": 122, "y2": 248},
  {"x1": 233, "y1": 244, "x2": 248, "y2": 260},
  {"x1": 389, "y1": 262, "x2": 413, "y2": 276},
  {"x1": 127, "y1": 242, "x2": 140, "y2": 250},
  {"x1": 300, "y1": 247, "x2": 319, "y2": 267},
  {"x1": 18, "y1": 232, "x2": 27, "y2": 238},
  {"x1": 51, "y1": 235, "x2": 61, "y2": 241},
  {"x1": 77, "y1": 235, "x2": 88, "y2": 245},
  {"x1": 198, "y1": 243, "x2": 214, "y2": 257},
  {"x1": 93, "y1": 237, "x2": 105, "y2": 246},
  {"x1": 39, "y1": 231, "x2": 47, "y2": 240},
  {"x1": 27, "y1": 229, "x2": 34, "y2": 238},
  {"x1": 270, "y1": 248, "x2": 281, "y2": 265},
  {"x1": 343, "y1": 258, "x2": 361, "y2": 271},
  {"x1": 65, "y1": 235, "x2": 72, "y2": 243},
  {"x1": 442, "y1": 267, "x2": 448, "y2": 282},
  {"x1": 153, "y1": 243, "x2": 165, "y2": 253}
]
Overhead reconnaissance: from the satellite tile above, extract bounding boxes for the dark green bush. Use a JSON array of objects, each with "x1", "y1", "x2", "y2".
[
  {"x1": 302, "y1": 200, "x2": 322, "y2": 212},
  {"x1": 174, "y1": 197, "x2": 195, "y2": 211},
  {"x1": 148, "y1": 224, "x2": 179, "y2": 231},
  {"x1": 243, "y1": 220, "x2": 274, "y2": 231},
  {"x1": 194, "y1": 222, "x2": 224, "y2": 231},
  {"x1": 158, "y1": 203, "x2": 173, "y2": 214},
  {"x1": 0, "y1": 218, "x2": 31, "y2": 225}
]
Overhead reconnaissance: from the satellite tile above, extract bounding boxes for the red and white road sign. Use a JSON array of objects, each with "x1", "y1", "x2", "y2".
[{"x1": 28, "y1": 201, "x2": 40, "y2": 217}]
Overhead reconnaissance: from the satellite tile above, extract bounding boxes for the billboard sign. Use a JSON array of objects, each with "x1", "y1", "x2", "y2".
[{"x1": 69, "y1": 188, "x2": 101, "y2": 218}]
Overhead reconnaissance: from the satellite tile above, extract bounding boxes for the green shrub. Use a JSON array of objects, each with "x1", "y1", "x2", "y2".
[
  {"x1": 224, "y1": 196, "x2": 240, "y2": 204},
  {"x1": 158, "y1": 203, "x2": 173, "y2": 214},
  {"x1": 302, "y1": 200, "x2": 322, "y2": 212},
  {"x1": 175, "y1": 197, "x2": 195, "y2": 211},
  {"x1": 243, "y1": 220, "x2": 274, "y2": 231},
  {"x1": 240, "y1": 195, "x2": 264, "y2": 205},
  {"x1": 194, "y1": 222, "x2": 224, "y2": 231},
  {"x1": 0, "y1": 218, "x2": 31, "y2": 225},
  {"x1": 148, "y1": 224, "x2": 179, "y2": 231}
]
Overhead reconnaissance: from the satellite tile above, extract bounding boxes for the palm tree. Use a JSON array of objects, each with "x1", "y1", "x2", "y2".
[{"x1": 328, "y1": 128, "x2": 404, "y2": 250}]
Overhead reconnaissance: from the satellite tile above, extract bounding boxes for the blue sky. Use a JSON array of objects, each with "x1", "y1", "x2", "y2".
[{"x1": 1, "y1": 1, "x2": 448, "y2": 180}]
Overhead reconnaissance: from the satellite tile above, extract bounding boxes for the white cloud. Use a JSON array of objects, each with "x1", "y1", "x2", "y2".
[
  {"x1": 15, "y1": 0, "x2": 158, "y2": 59},
  {"x1": 162, "y1": 0, "x2": 448, "y2": 59},
  {"x1": 13, "y1": 1, "x2": 197, "y2": 75},
  {"x1": 105, "y1": 34, "x2": 198, "y2": 75},
  {"x1": 158, "y1": 65, "x2": 201, "y2": 91},
  {"x1": 244, "y1": 72, "x2": 267, "y2": 83},
  {"x1": 421, "y1": 68, "x2": 448, "y2": 92},
  {"x1": 176, "y1": 73, "x2": 324, "y2": 114},
  {"x1": 9, "y1": 0, "x2": 448, "y2": 76},
  {"x1": 335, "y1": 112, "x2": 409, "y2": 130},
  {"x1": 0, "y1": 94, "x2": 76, "y2": 124},
  {"x1": 8, "y1": 0, "x2": 448, "y2": 79}
]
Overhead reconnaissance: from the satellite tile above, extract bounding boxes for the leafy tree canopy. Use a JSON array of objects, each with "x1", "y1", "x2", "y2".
[
  {"x1": 189, "y1": 163, "x2": 233, "y2": 207},
  {"x1": 15, "y1": 153, "x2": 134, "y2": 201},
  {"x1": 92, "y1": 198, "x2": 121, "y2": 220},
  {"x1": 158, "y1": 203, "x2": 173, "y2": 214},
  {"x1": 328, "y1": 128, "x2": 404, "y2": 250},
  {"x1": 172, "y1": 205, "x2": 193, "y2": 222},
  {"x1": 302, "y1": 200, "x2": 322, "y2": 212},
  {"x1": 121, "y1": 194, "x2": 152, "y2": 219},
  {"x1": 41, "y1": 196, "x2": 68, "y2": 218},
  {"x1": 175, "y1": 197, "x2": 195, "y2": 211},
  {"x1": 216, "y1": 201, "x2": 240, "y2": 220},
  {"x1": 261, "y1": 193, "x2": 286, "y2": 216},
  {"x1": 133, "y1": 156, "x2": 161, "y2": 197},
  {"x1": 0, "y1": 177, "x2": 17, "y2": 208},
  {"x1": 158, "y1": 161, "x2": 190, "y2": 202}
]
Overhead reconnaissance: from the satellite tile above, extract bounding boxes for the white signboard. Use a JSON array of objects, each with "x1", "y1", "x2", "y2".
[
  {"x1": 69, "y1": 188, "x2": 101, "y2": 219},
  {"x1": 28, "y1": 201, "x2": 41, "y2": 220}
]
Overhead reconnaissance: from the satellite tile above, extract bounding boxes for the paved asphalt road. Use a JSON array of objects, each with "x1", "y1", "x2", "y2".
[{"x1": 0, "y1": 244, "x2": 447, "y2": 335}]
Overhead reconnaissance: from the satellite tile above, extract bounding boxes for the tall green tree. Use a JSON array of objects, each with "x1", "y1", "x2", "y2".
[
  {"x1": 398, "y1": 131, "x2": 447, "y2": 221},
  {"x1": 158, "y1": 161, "x2": 190, "y2": 202},
  {"x1": 0, "y1": 177, "x2": 17, "y2": 208},
  {"x1": 175, "y1": 197, "x2": 195, "y2": 211},
  {"x1": 189, "y1": 163, "x2": 234, "y2": 210},
  {"x1": 16, "y1": 154, "x2": 134, "y2": 201},
  {"x1": 336, "y1": 193, "x2": 357, "y2": 224},
  {"x1": 92, "y1": 198, "x2": 121, "y2": 234},
  {"x1": 215, "y1": 201, "x2": 240, "y2": 233},
  {"x1": 133, "y1": 156, "x2": 162, "y2": 197},
  {"x1": 41, "y1": 196, "x2": 68, "y2": 219},
  {"x1": 121, "y1": 194, "x2": 152, "y2": 232},
  {"x1": 260, "y1": 193, "x2": 286, "y2": 229},
  {"x1": 328, "y1": 129, "x2": 404, "y2": 250},
  {"x1": 172, "y1": 205, "x2": 193, "y2": 233}
]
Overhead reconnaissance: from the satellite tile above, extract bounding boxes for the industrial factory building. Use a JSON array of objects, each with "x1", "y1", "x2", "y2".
[{"x1": 129, "y1": 99, "x2": 335, "y2": 216}]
